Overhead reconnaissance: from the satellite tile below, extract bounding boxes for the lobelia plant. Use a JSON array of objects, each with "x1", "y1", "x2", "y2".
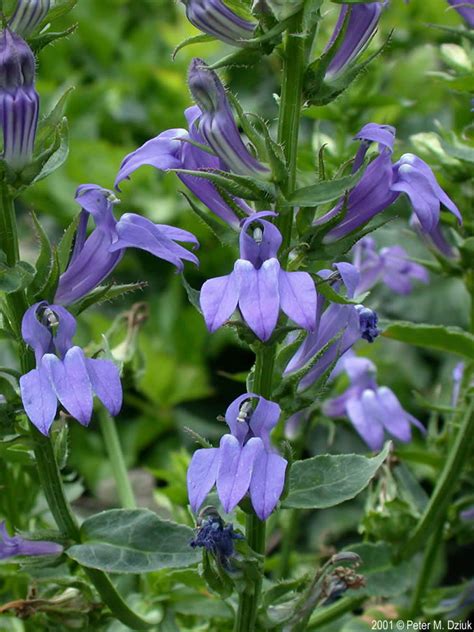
[{"x1": 0, "y1": 1, "x2": 473, "y2": 631}]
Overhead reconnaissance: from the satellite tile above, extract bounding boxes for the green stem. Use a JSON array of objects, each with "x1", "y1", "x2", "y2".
[
  {"x1": 403, "y1": 396, "x2": 474, "y2": 559},
  {"x1": 234, "y1": 12, "x2": 307, "y2": 632},
  {"x1": 99, "y1": 410, "x2": 137, "y2": 509},
  {"x1": 0, "y1": 189, "x2": 152, "y2": 630},
  {"x1": 306, "y1": 596, "x2": 365, "y2": 630},
  {"x1": 409, "y1": 521, "x2": 444, "y2": 616}
]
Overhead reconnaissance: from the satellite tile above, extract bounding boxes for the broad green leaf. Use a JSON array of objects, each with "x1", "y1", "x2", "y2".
[
  {"x1": 0, "y1": 252, "x2": 35, "y2": 294},
  {"x1": 283, "y1": 443, "x2": 390, "y2": 509},
  {"x1": 288, "y1": 170, "x2": 363, "y2": 207},
  {"x1": 345, "y1": 542, "x2": 412, "y2": 597},
  {"x1": 67, "y1": 509, "x2": 200, "y2": 573},
  {"x1": 381, "y1": 320, "x2": 474, "y2": 360}
]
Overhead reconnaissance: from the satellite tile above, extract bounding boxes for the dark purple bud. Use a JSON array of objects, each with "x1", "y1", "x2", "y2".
[
  {"x1": 0, "y1": 29, "x2": 39, "y2": 169},
  {"x1": 9, "y1": 0, "x2": 51, "y2": 37},
  {"x1": 188, "y1": 59, "x2": 270, "y2": 178},
  {"x1": 355, "y1": 305, "x2": 379, "y2": 343},
  {"x1": 0, "y1": 522, "x2": 63, "y2": 560},
  {"x1": 326, "y1": 3, "x2": 386, "y2": 78},
  {"x1": 447, "y1": 1, "x2": 474, "y2": 28},
  {"x1": 181, "y1": 0, "x2": 256, "y2": 47},
  {"x1": 190, "y1": 507, "x2": 243, "y2": 567}
]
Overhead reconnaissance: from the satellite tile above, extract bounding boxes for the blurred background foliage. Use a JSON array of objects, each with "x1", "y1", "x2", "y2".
[{"x1": 2, "y1": 0, "x2": 473, "y2": 602}]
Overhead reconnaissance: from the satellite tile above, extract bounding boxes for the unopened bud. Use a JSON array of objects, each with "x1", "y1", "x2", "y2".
[{"x1": 9, "y1": 0, "x2": 51, "y2": 38}]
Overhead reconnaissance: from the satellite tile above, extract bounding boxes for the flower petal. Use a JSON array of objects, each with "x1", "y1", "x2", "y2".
[
  {"x1": 250, "y1": 452, "x2": 287, "y2": 520},
  {"x1": 235, "y1": 258, "x2": 280, "y2": 342},
  {"x1": 85, "y1": 358, "x2": 122, "y2": 417},
  {"x1": 347, "y1": 390, "x2": 384, "y2": 450},
  {"x1": 375, "y1": 386, "x2": 412, "y2": 443},
  {"x1": 216, "y1": 435, "x2": 263, "y2": 514},
  {"x1": 248, "y1": 396, "x2": 281, "y2": 449},
  {"x1": 42, "y1": 347, "x2": 93, "y2": 425},
  {"x1": 19, "y1": 367, "x2": 57, "y2": 435},
  {"x1": 110, "y1": 213, "x2": 199, "y2": 270},
  {"x1": 187, "y1": 447, "x2": 220, "y2": 513},
  {"x1": 200, "y1": 271, "x2": 240, "y2": 332},
  {"x1": 279, "y1": 270, "x2": 317, "y2": 331}
]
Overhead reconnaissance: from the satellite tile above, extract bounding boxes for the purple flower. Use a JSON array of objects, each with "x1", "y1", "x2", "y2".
[
  {"x1": 19, "y1": 301, "x2": 123, "y2": 435},
  {"x1": 115, "y1": 106, "x2": 252, "y2": 228},
  {"x1": 187, "y1": 394, "x2": 287, "y2": 520},
  {"x1": 447, "y1": 0, "x2": 474, "y2": 28},
  {"x1": 325, "y1": 2, "x2": 386, "y2": 78},
  {"x1": 323, "y1": 355, "x2": 424, "y2": 450},
  {"x1": 0, "y1": 522, "x2": 63, "y2": 560},
  {"x1": 353, "y1": 237, "x2": 429, "y2": 295},
  {"x1": 200, "y1": 211, "x2": 317, "y2": 341},
  {"x1": 0, "y1": 29, "x2": 39, "y2": 169},
  {"x1": 188, "y1": 59, "x2": 270, "y2": 178},
  {"x1": 54, "y1": 184, "x2": 199, "y2": 305},
  {"x1": 181, "y1": 0, "x2": 256, "y2": 46},
  {"x1": 315, "y1": 123, "x2": 461, "y2": 242},
  {"x1": 8, "y1": 1, "x2": 50, "y2": 37},
  {"x1": 410, "y1": 214, "x2": 456, "y2": 259},
  {"x1": 284, "y1": 262, "x2": 379, "y2": 391}
]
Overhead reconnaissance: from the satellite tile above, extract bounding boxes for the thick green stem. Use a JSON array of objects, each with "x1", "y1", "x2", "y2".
[
  {"x1": 307, "y1": 596, "x2": 365, "y2": 630},
  {"x1": 99, "y1": 410, "x2": 137, "y2": 510},
  {"x1": 403, "y1": 396, "x2": 474, "y2": 559},
  {"x1": 0, "y1": 189, "x2": 152, "y2": 630},
  {"x1": 409, "y1": 521, "x2": 444, "y2": 616},
  {"x1": 234, "y1": 12, "x2": 307, "y2": 631}
]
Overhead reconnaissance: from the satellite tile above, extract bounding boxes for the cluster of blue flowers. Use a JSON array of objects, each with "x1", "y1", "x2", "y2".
[{"x1": 0, "y1": 0, "x2": 465, "y2": 546}]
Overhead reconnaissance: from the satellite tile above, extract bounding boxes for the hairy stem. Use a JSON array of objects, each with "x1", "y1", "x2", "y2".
[
  {"x1": 234, "y1": 11, "x2": 307, "y2": 632},
  {"x1": 0, "y1": 189, "x2": 152, "y2": 630},
  {"x1": 99, "y1": 410, "x2": 137, "y2": 510}
]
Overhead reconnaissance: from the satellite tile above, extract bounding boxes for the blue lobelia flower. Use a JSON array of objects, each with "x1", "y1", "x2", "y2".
[
  {"x1": 115, "y1": 105, "x2": 253, "y2": 228},
  {"x1": 284, "y1": 262, "x2": 379, "y2": 391},
  {"x1": 0, "y1": 29, "x2": 39, "y2": 170},
  {"x1": 8, "y1": 0, "x2": 50, "y2": 37},
  {"x1": 187, "y1": 394, "x2": 287, "y2": 520},
  {"x1": 325, "y1": 2, "x2": 386, "y2": 78},
  {"x1": 200, "y1": 211, "x2": 317, "y2": 341},
  {"x1": 181, "y1": 0, "x2": 256, "y2": 46},
  {"x1": 323, "y1": 354, "x2": 425, "y2": 450},
  {"x1": 353, "y1": 237, "x2": 429, "y2": 295},
  {"x1": 19, "y1": 301, "x2": 123, "y2": 435},
  {"x1": 447, "y1": 0, "x2": 474, "y2": 28},
  {"x1": 0, "y1": 521, "x2": 62, "y2": 560},
  {"x1": 54, "y1": 184, "x2": 199, "y2": 305},
  {"x1": 187, "y1": 58, "x2": 270, "y2": 178},
  {"x1": 315, "y1": 123, "x2": 461, "y2": 242}
]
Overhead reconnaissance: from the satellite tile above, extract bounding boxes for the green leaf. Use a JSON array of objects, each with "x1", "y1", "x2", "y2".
[
  {"x1": 345, "y1": 542, "x2": 412, "y2": 597},
  {"x1": 0, "y1": 252, "x2": 35, "y2": 294},
  {"x1": 316, "y1": 276, "x2": 369, "y2": 306},
  {"x1": 67, "y1": 509, "x2": 200, "y2": 573},
  {"x1": 36, "y1": 87, "x2": 75, "y2": 150},
  {"x1": 173, "y1": 34, "x2": 216, "y2": 60},
  {"x1": 440, "y1": 139, "x2": 474, "y2": 164},
  {"x1": 28, "y1": 211, "x2": 53, "y2": 299},
  {"x1": 283, "y1": 443, "x2": 390, "y2": 509},
  {"x1": 33, "y1": 119, "x2": 69, "y2": 183},
  {"x1": 173, "y1": 168, "x2": 275, "y2": 202},
  {"x1": 381, "y1": 321, "x2": 474, "y2": 360},
  {"x1": 71, "y1": 282, "x2": 147, "y2": 315},
  {"x1": 288, "y1": 169, "x2": 363, "y2": 207}
]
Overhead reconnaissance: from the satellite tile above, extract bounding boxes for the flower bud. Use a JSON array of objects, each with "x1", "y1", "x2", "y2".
[
  {"x1": 181, "y1": 0, "x2": 256, "y2": 47},
  {"x1": 355, "y1": 305, "x2": 379, "y2": 343},
  {"x1": 9, "y1": 0, "x2": 51, "y2": 38},
  {"x1": 188, "y1": 58, "x2": 270, "y2": 177},
  {"x1": 0, "y1": 29, "x2": 39, "y2": 169}
]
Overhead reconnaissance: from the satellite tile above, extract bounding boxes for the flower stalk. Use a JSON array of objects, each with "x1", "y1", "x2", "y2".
[{"x1": 233, "y1": 10, "x2": 307, "y2": 631}]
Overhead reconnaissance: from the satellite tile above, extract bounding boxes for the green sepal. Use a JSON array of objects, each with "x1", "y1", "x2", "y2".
[
  {"x1": 180, "y1": 192, "x2": 236, "y2": 246},
  {"x1": 29, "y1": 24, "x2": 78, "y2": 53},
  {"x1": 181, "y1": 275, "x2": 202, "y2": 314},
  {"x1": 57, "y1": 213, "x2": 81, "y2": 273},
  {"x1": 315, "y1": 274, "x2": 369, "y2": 306},
  {"x1": 288, "y1": 167, "x2": 365, "y2": 207},
  {"x1": 201, "y1": 551, "x2": 234, "y2": 598},
  {"x1": 173, "y1": 168, "x2": 276, "y2": 202},
  {"x1": 172, "y1": 34, "x2": 216, "y2": 60},
  {"x1": 70, "y1": 282, "x2": 147, "y2": 316},
  {"x1": 27, "y1": 211, "x2": 54, "y2": 300}
]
